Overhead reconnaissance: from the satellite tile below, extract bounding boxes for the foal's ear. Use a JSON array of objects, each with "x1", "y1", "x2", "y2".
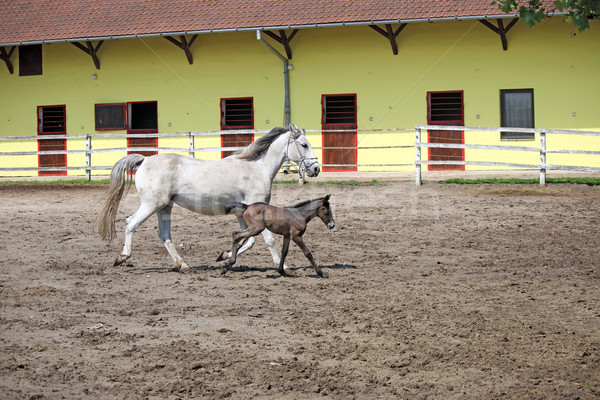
[{"x1": 324, "y1": 194, "x2": 331, "y2": 201}]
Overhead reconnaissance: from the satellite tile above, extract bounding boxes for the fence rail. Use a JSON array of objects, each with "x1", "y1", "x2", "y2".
[{"x1": 1, "y1": 126, "x2": 599, "y2": 186}]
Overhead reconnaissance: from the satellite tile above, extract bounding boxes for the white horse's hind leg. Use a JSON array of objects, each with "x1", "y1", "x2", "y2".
[
  {"x1": 115, "y1": 202, "x2": 156, "y2": 266},
  {"x1": 262, "y1": 229, "x2": 291, "y2": 272},
  {"x1": 157, "y1": 205, "x2": 190, "y2": 273}
]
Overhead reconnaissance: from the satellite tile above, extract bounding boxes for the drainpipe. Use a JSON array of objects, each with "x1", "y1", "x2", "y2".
[{"x1": 257, "y1": 30, "x2": 290, "y2": 126}]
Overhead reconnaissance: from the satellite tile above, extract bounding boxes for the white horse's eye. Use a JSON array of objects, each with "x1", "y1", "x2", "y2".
[{"x1": 301, "y1": 143, "x2": 308, "y2": 148}]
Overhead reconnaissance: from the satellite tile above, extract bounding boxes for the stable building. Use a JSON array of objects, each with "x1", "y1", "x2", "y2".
[{"x1": 0, "y1": 0, "x2": 598, "y2": 177}]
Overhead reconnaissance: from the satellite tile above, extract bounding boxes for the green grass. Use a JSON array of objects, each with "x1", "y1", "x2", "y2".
[
  {"x1": 274, "y1": 179, "x2": 378, "y2": 186},
  {"x1": 439, "y1": 177, "x2": 600, "y2": 185}
]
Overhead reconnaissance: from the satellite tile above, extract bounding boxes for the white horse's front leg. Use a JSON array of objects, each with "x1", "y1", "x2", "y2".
[{"x1": 262, "y1": 229, "x2": 291, "y2": 272}]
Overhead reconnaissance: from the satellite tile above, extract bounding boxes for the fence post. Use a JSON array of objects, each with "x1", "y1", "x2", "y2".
[
  {"x1": 415, "y1": 127, "x2": 422, "y2": 186},
  {"x1": 189, "y1": 132, "x2": 195, "y2": 158},
  {"x1": 85, "y1": 134, "x2": 92, "y2": 181},
  {"x1": 539, "y1": 131, "x2": 546, "y2": 186}
]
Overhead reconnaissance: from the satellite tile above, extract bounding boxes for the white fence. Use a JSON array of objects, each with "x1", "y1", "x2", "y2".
[
  {"x1": 0, "y1": 129, "x2": 272, "y2": 179},
  {"x1": 0, "y1": 128, "x2": 415, "y2": 181},
  {"x1": 415, "y1": 125, "x2": 600, "y2": 186},
  {"x1": 1, "y1": 126, "x2": 599, "y2": 185}
]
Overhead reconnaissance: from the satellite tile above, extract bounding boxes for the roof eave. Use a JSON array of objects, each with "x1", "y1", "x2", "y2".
[{"x1": 0, "y1": 12, "x2": 568, "y2": 47}]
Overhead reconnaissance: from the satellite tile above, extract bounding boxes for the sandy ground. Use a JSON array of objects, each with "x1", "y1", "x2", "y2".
[{"x1": 0, "y1": 181, "x2": 599, "y2": 399}]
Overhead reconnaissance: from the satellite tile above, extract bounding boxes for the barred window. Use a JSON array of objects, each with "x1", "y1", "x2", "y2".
[{"x1": 500, "y1": 89, "x2": 534, "y2": 141}]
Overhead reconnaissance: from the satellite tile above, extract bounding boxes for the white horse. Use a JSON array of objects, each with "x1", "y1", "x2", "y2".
[{"x1": 97, "y1": 124, "x2": 320, "y2": 273}]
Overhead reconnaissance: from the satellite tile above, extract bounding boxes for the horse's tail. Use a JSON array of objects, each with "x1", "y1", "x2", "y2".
[
  {"x1": 224, "y1": 202, "x2": 248, "y2": 215},
  {"x1": 96, "y1": 154, "x2": 146, "y2": 241}
]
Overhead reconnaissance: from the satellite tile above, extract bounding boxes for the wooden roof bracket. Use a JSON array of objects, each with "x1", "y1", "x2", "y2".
[
  {"x1": 369, "y1": 23, "x2": 407, "y2": 55},
  {"x1": 0, "y1": 46, "x2": 16, "y2": 74},
  {"x1": 262, "y1": 29, "x2": 299, "y2": 59},
  {"x1": 164, "y1": 35, "x2": 198, "y2": 64},
  {"x1": 71, "y1": 40, "x2": 103, "y2": 69},
  {"x1": 478, "y1": 18, "x2": 519, "y2": 51}
]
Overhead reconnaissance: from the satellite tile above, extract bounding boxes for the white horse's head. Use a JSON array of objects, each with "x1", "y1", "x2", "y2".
[{"x1": 287, "y1": 124, "x2": 320, "y2": 177}]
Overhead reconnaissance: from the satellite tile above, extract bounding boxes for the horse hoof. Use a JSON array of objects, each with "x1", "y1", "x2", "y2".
[
  {"x1": 177, "y1": 263, "x2": 191, "y2": 274},
  {"x1": 216, "y1": 251, "x2": 228, "y2": 262},
  {"x1": 319, "y1": 272, "x2": 329, "y2": 278},
  {"x1": 114, "y1": 255, "x2": 127, "y2": 266}
]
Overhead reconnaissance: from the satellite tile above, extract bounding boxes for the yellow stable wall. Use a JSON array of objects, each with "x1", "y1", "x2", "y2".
[{"x1": 0, "y1": 18, "x2": 598, "y2": 176}]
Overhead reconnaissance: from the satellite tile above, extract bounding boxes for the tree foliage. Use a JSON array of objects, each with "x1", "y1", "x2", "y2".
[{"x1": 492, "y1": 0, "x2": 599, "y2": 31}]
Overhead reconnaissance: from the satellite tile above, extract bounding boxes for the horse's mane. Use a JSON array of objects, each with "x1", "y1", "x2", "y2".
[
  {"x1": 293, "y1": 197, "x2": 328, "y2": 209},
  {"x1": 235, "y1": 127, "x2": 288, "y2": 161}
]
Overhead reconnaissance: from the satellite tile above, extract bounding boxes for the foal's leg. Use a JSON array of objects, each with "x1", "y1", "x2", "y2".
[
  {"x1": 157, "y1": 204, "x2": 190, "y2": 273},
  {"x1": 277, "y1": 236, "x2": 291, "y2": 277},
  {"x1": 114, "y1": 202, "x2": 157, "y2": 266},
  {"x1": 221, "y1": 232, "x2": 245, "y2": 274},
  {"x1": 222, "y1": 228, "x2": 263, "y2": 275},
  {"x1": 292, "y1": 236, "x2": 328, "y2": 278}
]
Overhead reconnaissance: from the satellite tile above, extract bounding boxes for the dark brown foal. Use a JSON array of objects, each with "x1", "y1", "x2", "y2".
[{"x1": 217, "y1": 195, "x2": 334, "y2": 277}]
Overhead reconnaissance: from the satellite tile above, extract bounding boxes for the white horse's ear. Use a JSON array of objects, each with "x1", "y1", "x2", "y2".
[{"x1": 289, "y1": 124, "x2": 301, "y2": 139}]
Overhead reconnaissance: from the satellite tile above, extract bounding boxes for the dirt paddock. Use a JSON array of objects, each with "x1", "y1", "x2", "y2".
[{"x1": 1, "y1": 180, "x2": 599, "y2": 399}]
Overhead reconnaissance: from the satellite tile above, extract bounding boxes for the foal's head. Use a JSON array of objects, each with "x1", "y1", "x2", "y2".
[{"x1": 317, "y1": 194, "x2": 335, "y2": 230}]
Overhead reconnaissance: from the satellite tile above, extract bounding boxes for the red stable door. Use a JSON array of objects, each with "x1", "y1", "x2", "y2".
[
  {"x1": 220, "y1": 97, "x2": 254, "y2": 158},
  {"x1": 321, "y1": 94, "x2": 357, "y2": 171},
  {"x1": 37, "y1": 105, "x2": 67, "y2": 176},
  {"x1": 426, "y1": 91, "x2": 464, "y2": 171}
]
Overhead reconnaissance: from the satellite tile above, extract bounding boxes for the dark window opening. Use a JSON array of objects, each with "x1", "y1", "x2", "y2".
[
  {"x1": 129, "y1": 101, "x2": 158, "y2": 130},
  {"x1": 95, "y1": 103, "x2": 127, "y2": 130},
  {"x1": 38, "y1": 105, "x2": 66, "y2": 133},
  {"x1": 500, "y1": 89, "x2": 534, "y2": 140},
  {"x1": 19, "y1": 44, "x2": 42, "y2": 76},
  {"x1": 221, "y1": 98, "x2": 253, "y2": 129},
  {"x1": 427, "y1": 91, "x2": 463, "y2": 123},
  {"x1": 322, "y1": 95, "x2": 357, "y2": 125}
]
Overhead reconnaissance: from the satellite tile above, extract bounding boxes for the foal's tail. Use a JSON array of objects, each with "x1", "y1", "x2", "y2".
[
  {"x1": 224, "y1": 202, "x2": 248, "y2": 215},
  {"x1": 96, "y1": 154, "x2": 146, "y2": 241}
]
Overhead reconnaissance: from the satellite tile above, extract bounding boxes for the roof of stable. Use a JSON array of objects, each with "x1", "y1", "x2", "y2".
[{"x1": 0, "y1": 0, "x2": 549, "y2": 46}]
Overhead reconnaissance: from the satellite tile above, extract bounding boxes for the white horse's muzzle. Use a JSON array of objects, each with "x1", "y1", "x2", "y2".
[{"x1": 303, "y1": 159, "x2": 320, "y2": 177}]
